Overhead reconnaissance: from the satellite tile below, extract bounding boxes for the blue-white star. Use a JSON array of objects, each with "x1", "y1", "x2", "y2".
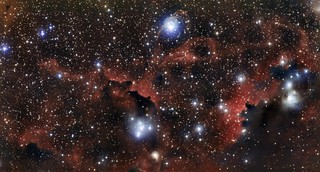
[
  {"x1": 163, "y1": 16, "x2": 180, "y2": 33},
  {"x1": 40, "y1": 30, "x2": 46, "y2": 37},
  {"x1": 1, "y1": 44, "x2": 9, "y2": 53},
  {"x1": 195, "y1": 124, "x2": 204, "y2": 134},
  {"x1": 236, "y1": 74, "x2": 246, "y2": 83},
  {"x1": 95, "y1": 61, "x2": 102, "y2": 68},
  {"x1": 57, "y1": 73, "x2": 63, "y2": 79}
]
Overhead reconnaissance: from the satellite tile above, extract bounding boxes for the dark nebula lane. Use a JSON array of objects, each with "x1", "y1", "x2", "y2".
[{"x1": 1, "y1": 0, "x2": 320, "y2": 171}]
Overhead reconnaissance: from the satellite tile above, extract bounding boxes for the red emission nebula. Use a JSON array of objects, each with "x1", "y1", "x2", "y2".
[{"x1": 1, "y1": 0, "x2": 320, "y2": 171}]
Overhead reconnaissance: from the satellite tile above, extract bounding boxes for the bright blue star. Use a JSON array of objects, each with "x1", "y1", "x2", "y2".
[
  {"x1": 95, "y1": 61, "x2": 102, "y2": 68},
  {"x1": 191, "y1": 99, "x2": 200, "y2": 107},
  {"x1": 284, "y1": 80, "x2": 293, "y2": 90},
  {"x1": 163, "y1": 16, "x2": 180, "y2": 34},
  {"x1": 40, "y1": 30, "x2": 46, "y2": 37},
  {"x1": 2, "y1": 46, "x2": 8, "y2": 52},
  {"x1": 236, "y1": 74, "x2": 246, "y2": 83},
  {"x1": 195, "y1": 124, "x2": 204, "y2": 134},
  {"x1": 49, "y1": 24, "x2": 55, "y2": 30},
  {"x1": 57, "y1": 72, "x2": 63, "y2": 79},
  {"x1": 0, "y1": 44, "x2": 9, "y2": 54},
  {"x1": 38, "y1": 29, "x2": 47, "y2": 38}
]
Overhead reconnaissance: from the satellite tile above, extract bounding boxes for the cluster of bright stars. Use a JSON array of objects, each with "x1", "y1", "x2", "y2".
[
  {"x1": 2, "y1": 24, "x2": 56, "y2": 55},
  {"x1": 54, "y1": 60, "x2": 103, "y2": 79},
  {"x1": 218, "y1": 101, "x2": 229, "y2": 113},
  {"x1": 38, "y1": 24, "x2": 55, "y2": 38},
  {"x1": 183, "y1": 124, "x2": 205, "y2": 141},
  {"x1": 129, "y1": 116, "x2": 154, "y2": 139},
  {"x1": 97, "y1": 156, "x2": 108, "y2": 165},
  {"x1": 280, "y1": 68, "x2": 311, "y2": 109},
  {"x1": 282, "y1": 79, "x2": 300, "y2": 109}
]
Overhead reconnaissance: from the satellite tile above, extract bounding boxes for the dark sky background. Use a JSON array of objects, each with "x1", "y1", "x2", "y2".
[{"x1": 1, "y1": 0, "x2": 320, "y2": 171}]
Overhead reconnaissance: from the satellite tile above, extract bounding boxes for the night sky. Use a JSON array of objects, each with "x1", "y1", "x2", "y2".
[{"x1": 1, "y1": 0, "x2": 320, "y2": 171}]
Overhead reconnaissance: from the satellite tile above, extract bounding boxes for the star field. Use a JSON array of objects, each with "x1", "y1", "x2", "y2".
[{"x1": 1, "y1": 0, "x2": 320, "y2": 171}]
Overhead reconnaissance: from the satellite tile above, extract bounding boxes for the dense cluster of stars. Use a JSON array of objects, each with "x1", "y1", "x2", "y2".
[{"x1": 1, "y1": 0, "x2": 320, "y2": 171}]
